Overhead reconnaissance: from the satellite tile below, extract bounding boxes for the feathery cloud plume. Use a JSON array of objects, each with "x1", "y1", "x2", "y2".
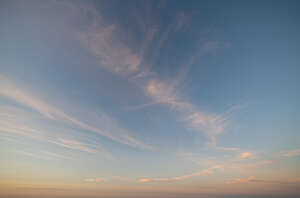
[
  {"x1": 46, "y1": 1, "x2": 236, "y2": 146},
  {"x1": 78, "y1": 24, "x2": 142, "y2": 75},
  {"x1": 0, "y1": 107, "x2": 115, "y2": 159},
  {"x1": 0, "y1": 75, "x2": 153, "y2": 150},
  {"x1": 145, "y1": 79, "x2": 233, "y2": 145}
]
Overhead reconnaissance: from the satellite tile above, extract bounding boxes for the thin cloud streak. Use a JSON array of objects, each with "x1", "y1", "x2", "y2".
[
  {"x1": 16, "y1": 150, "x2": 70, "y2": 161},
  {"x1": 232, "y1": 160, "x2": 274, "y2": 171},
  {"x1": 49, "y1": 138, "x2": 97, "y2": 154},
  {"x1": 280, "y1": 149, "x2": 300, "y2": 157},
  {"x1": 226, "y1": 176, "x2": 300, "y2": 185},
  {"x1": 0, "y1": 75, "x2": 153, "y2": 150},
  {"x1": 232, "y1": 149, "x2": 300, "y2": 171},
  {"x1": 0, "y1": 101, "x2": 114, "y2": 159},
  {"x1": 216, "y1": 146, "x2": 240, "y2": 151},
  {"x1": 137, "y1": 165, "x2": 223, "y2": 183},
  {"x1": 226, "y1": 176, "x2": 256, "y2": 184},
  {"x1": 84, "y1": 178, "x2": 105, "y2": 183}
]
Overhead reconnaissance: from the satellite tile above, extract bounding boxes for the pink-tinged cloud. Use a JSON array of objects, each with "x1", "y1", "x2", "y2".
[
  {"x1": 0, "y1": 109, "x2": 43, "y2": 140},
  {"x1": 84, "y1": 178, "x2": 105, "y2": 183},
  {"x1": 0, "y1": 105, "x2": 115, "y2": 159},
  {"x1": 78, "y1": 24, "x2": 142, "y2": 75},
  {"x1": 17, "y1": 150, "x2": 70, "y2": 161},
  {"x1": 48, "y1": 1, "x2": 231, "y2": 144},
  {"x1": 137, "y1": 178, "x2": 151, "y2": 183},
  {"x1": 0, "y1": 75, "x2": 153, "y2": 150},
  {"x1": 50, "y1": 138, "x2": 97, "y2": 153},
  {"x1": 239, "y1": 152, "x2": 256, "y2": 159},
  {"x1": 48, "y1": 1, "x2": 142, "y2": 76},
  {"x1": 232, "y1": 160, "x2": 273, "y2": 171},
  {"x1": 226, "y1": 176, "x2": 300, "y2": 185},
  {"x1": 45, "y1": 1, "x2": 238, "y2": 147},
  {"x1": 145, "y1": 79, "x2": 232, "y2": 145},
  {"x1": 226, "y1": 176, "x2": 256, "y2": 184},
  {"x1": 137, "y1": 165, "x2": 223, "y2": 183}
]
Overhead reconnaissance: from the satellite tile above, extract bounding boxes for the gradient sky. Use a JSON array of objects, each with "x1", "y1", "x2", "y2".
[{"x1": 0, "y1": 1, "x2": 300, "y2": 198}]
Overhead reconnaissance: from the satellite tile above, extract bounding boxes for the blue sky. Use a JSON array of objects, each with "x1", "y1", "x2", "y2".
[{"x1": 0, "y1": 1, "x2": 300, "y2": 198}]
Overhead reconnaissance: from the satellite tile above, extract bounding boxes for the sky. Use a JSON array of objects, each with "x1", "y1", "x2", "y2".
[{"x1": 0, "y1": 0, "x2": 300, "y2": 198}]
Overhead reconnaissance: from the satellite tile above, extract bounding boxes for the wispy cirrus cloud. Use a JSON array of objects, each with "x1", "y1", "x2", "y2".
[
  {"x1": 49, "y1": 137, "x2": 115, "y2": 160},
  {"x1": 225, "y1": 176, "x2": 256, "y2": 184},
  {"x1": 16, "y1": 150, "x2": 70, "y2": 161},
  {"x1": 43, "y1": 1, "x2": 235, "y2": 147},
  {"x1": 232, "y1": 149, "x2": 300, "y2": 171},
  {"x1": 176, "y1": 150, "x2": 223, "y2": 166},
  {"x1": 226, "y1": 176, "x2": 300, "y2": 185},
  {"x1": 49, "y1": 138, "x2": 97, "y2": 154},
  {"x1": 78, "y1": 24, "x2": 142, "y2": 75},
  {"x1": 0, "y1": 119, "x2": 43, "y2": 141},
  {"x1": 137, "y1": 165, "x2": 223, "y2": 183},
  {"x1": 232, "y1": 160, "x2": 273, "y2": 171},
  {"x1": 0, "y1": 75, "x2": 153, "y2": 150},
  {"x1": 0, "y1": 106, "x2": 112, "y2": 158},
  {"x1": 144, "y1": 78, "x2": 237, "y2": 145},
  {"x1": 46, "y1": 1, "x2": 142, "y2": 76},
  {"x1": 177, "y1": 149, "x2": 275, "y2": 173}
]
